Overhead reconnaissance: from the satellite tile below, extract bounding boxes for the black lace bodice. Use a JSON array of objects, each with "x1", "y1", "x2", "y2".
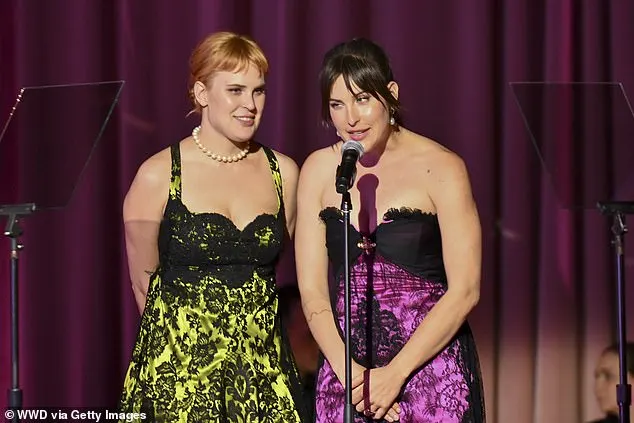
[
  {"x1": 157, "y1": 144, "x2": 286, "y2": 287},
  {"x1": 319, "y1": 206, "x2": 446, "y2": 283}
]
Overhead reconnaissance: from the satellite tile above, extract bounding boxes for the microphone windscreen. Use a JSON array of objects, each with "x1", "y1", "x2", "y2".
[{"x1": 341, "y1": 140, "x2": 364, "y2": 158}]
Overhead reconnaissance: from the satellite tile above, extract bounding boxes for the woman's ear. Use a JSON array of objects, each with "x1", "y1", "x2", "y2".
[
  {"x1": 193, "y1": 81, "x2": 208, "y2": 108},
  {"x1": 387, "y1": 81, "x2": 399, "y2": 101}
]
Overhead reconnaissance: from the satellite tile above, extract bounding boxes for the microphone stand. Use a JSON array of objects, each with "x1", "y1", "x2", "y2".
[
  {"x1": 335, "y1": 140, "x2": 363, "y2": 423},
  {"x1": 1, "y1": 203, "x2": 35, "y2": 420},
  {"x1": 597, "y1": 201, "x2": 633, "y2": 423},
  {"x1": 340, "y1": 190, "x2": 354, "y2": 423}
]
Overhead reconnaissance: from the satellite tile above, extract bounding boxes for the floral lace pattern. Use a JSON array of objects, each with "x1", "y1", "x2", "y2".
[
  {"x1": 316, "y1": 210, "x2": 485, "y2": 423},
  {"x1": 119, "y1": 144, "x2": 309, "y2": 422}
]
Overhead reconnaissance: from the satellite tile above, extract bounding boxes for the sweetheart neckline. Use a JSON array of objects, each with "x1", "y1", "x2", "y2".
[
  {"x1": 178, "y1": 200, "x2": 280, "y2": 233},
  {"x1": 319, "y1": 206, "x2": 438, "y2": 237}
]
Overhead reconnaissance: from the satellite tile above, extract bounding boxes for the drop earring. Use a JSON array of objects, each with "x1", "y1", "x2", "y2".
[{"x1": 389, "y1": 116, "x2": 396, "y2": 126}]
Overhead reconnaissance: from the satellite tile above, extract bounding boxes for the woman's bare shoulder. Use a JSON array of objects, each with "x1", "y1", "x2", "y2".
[
  {"x1": 269, "y1": 148, "x2": 300, "y2": 177},
  {"x1": 402, "y1": 131, "x2": 467, "y2": 176},
  {"x1": 300, "y1": 144, "x2": 340, "y2": 176},
  {"x1": 133, "y1": 146, "x2": 173, "y2": 186},
  {"x1": 124, "y1": 144, "x2": 177, "y2": 221}
]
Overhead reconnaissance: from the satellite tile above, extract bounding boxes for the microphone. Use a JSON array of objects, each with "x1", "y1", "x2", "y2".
[{"x1": 335, "y1": 140, "x2": 364, "y2": 194}]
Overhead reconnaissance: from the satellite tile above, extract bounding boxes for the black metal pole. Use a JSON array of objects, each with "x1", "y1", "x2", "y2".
[
  {"x1": 8, "y1": 234, "x2": 22, "y2": 414},
  {"x1": 4, "y1": 213, "x2": 24, "y2": 423},
  {"x1": 611, "y1": 214, "x2": 630, "y2": 423},
  {"x1": 597, "y1": 202, "x2": 633, "y2": 423},
  {"x1": 1, "y1": 205, "x2": 35, "y2": 421},
  {"x1": 341, "y1": 191, "x2": 354, "y2": 423}
]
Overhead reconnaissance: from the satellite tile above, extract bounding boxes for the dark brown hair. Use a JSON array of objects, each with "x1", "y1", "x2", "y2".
[{"x1": 319, "y1": 38, "x2": 401, "y2": 125}]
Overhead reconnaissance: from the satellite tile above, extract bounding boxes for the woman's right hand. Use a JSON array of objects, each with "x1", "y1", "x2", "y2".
[
  {"x1": 352, "y1": 366, "x2": 403, "y2": 422},
  {"x1": 343, "y1": 363, "x2": 401, "y2": 422}
]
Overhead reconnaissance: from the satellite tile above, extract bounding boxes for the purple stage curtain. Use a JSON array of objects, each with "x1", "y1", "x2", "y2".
[{"x1": 1, "y1": 1, "x2": 633, "y2": 422}]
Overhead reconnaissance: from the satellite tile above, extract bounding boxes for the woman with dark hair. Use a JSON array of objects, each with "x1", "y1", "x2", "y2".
[
  {"x1": 295, "y1": 38, "x2": 485, "y2": 422},
  {"x1": 590, "y1": 342, "x2": 634, "y2": 423}
]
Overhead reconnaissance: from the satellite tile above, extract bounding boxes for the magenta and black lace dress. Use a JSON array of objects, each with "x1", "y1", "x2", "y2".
[{"x1": 316, "y1": 207, "x2": 485, "y2": 423}]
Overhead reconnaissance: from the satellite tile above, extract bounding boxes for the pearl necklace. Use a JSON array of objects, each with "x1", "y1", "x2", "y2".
[{"x1": 191, "y1": 126, "x2": 249, "y2": 163}]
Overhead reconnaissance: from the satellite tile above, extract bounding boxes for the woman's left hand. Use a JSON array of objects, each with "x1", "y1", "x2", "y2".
[{"x1": 352, "y1": 364, "x2": 406, "y2": 421}]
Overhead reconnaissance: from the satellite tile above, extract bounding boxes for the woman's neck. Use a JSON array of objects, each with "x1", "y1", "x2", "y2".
[{"x1": 358, "y1": 127, "x2": 404, "y2": 167}]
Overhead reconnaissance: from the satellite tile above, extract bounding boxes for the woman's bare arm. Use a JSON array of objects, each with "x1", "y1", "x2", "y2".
[{"x1": 123, "y1": 152, "x2": 170, "y2": 314}]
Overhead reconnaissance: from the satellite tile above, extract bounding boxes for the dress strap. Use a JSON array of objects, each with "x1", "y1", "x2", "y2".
[
  {"x1": 169, "y1": 143, "x2": 182, "y2": 200},
  {"x1": 261, "y1": 146, "x2": 284, "y2": 216}
]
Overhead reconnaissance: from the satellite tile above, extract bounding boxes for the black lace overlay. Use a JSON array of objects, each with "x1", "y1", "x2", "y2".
[
  {"x1": 315, "y1": 206, "x2": 486, "y2": 422},
  {"x1": 119, "y1": 144, "x2": 309, "y2": 422}
]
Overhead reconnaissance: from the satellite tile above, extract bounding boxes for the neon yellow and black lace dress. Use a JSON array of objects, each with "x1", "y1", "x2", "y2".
[{"x1": 119, "y1": 144, "x2": 308, "y2": 422}]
